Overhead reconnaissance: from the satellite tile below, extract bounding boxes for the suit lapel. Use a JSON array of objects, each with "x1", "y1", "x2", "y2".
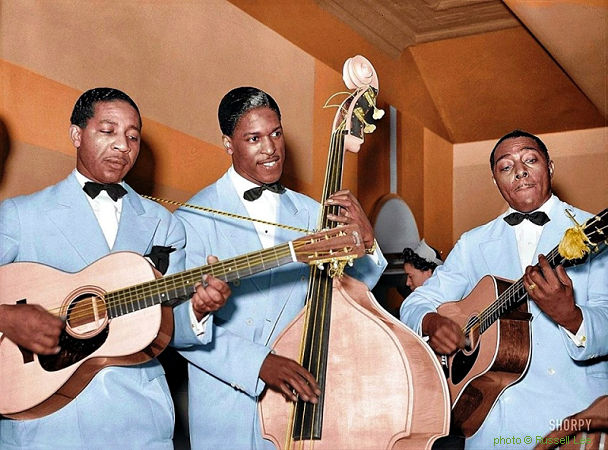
[
  {"x1": 112, "y1": 186, "x2": 160, "y2": 255},
  {"x1": 479, "y1": 218, "x2": 523, "y2": 281},
  {"x1": 261, "y1": 191, "x2": 314, "y2": 344},
  {"x1": 534, "y1": 200, "x2": 573, "y2": 260},
  {"x1": 45, "y1": 175, "x2": 110, "y2": 266},
  {"x1": 213, "y1": 174, "x2": 270, "y2": 292}
]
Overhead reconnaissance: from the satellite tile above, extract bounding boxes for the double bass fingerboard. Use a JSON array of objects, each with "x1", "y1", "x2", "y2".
[{"x1": 292, "y1": 122, "x2": 347, "y2": 440}]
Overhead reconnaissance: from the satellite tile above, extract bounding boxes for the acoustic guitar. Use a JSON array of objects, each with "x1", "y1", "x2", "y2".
[
  {"x1": 437, "y1": 208, "x2": 608, "y2": 437},
  {"x1": 0, "y1": 224, "x2": 364, "y2": 420}
]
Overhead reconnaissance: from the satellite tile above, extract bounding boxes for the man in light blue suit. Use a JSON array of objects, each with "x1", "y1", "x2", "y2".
[
  {"x1": 174, "y1": 87, "x2": 387, "y2": 449},
  {"x1": 0, "y1": 88, "x2": 230, "y2": 449},
  {"x1": 400, "y1": 130, "x2": 608, "y2": 450}
]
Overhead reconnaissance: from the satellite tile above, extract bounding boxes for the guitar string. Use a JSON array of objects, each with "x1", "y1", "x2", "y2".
[
  {"x1": 475, "y1": 221, "x2": 608, "y2": 333},
  {"x1": 50, "y1": 225, "x2": 363, "y2": 323},
  {"x1": 46, "y1": 244, "x2": 295, "y2": 320},
  {"x1": 47, "y1": 238, "x2": 357, "y2": 322},
  {"x1": 467, "y1": 220, "x2": 607, "y2": 335},
  {"x1": 463, "y1": 222, "x2": 607, "y2": 336},
  {"x1": 45, "y1": 238, "x2": 354, "y2": 321}
]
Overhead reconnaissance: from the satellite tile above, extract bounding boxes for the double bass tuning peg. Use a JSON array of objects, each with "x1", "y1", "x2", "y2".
[
  {"x1": 354, "y1": 107, "x2": 376, "y2": 134},
  {"x1": 364, "y1": 90, "x2": 385, "y2": 120}
]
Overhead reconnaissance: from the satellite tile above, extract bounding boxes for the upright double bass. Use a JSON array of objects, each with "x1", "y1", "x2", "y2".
[{"x1": 259, "y1": 56, "x2": 450, "y2": 449}]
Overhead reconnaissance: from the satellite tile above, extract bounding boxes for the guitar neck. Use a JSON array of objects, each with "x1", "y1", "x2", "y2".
[
  {"x1": 478, "y1": 244, "x2": 566, "y2": 334},
  {"x1": 105, "y1": 242, "x2": 294, "y2": 319}
]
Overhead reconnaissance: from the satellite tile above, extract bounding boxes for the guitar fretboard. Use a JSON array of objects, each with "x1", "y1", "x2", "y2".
[
  {"x1": 104, "y1": 243, "x2": 294, "y2": 319},
  {"x1": 471, "y1": 209, "x2": 608, "y2": 335}
]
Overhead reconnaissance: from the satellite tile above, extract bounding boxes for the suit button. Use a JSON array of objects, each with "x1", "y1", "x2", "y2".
[
  {"x1": 246, "y1": 318, "x2": 254, "y2": 326},
  {"x1": 233, "y1": 280, "x2": 240, "y2": 287},
  {"x1": 547, "y1": 368, "x2": 556, "y2": 375}
]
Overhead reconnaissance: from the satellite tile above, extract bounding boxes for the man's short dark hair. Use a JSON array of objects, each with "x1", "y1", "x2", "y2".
[
  {"x1": 402, "y1": 247, "x2": 441, "y2": 272},
  {"x1": 70, "y1": 87, "x2": 141, "y2": 129},
  {"x1": 218, "y1": 87, "x2": 281, "y2": 137},
  {"x1": 490, "y1": 130, "x2": 550, "y2": 170}
]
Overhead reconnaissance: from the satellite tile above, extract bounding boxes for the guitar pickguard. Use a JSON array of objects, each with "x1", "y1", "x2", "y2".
[
  {"x1": 451, "y1": 344, "x2": 480, "y2": 385},
  {"x1": 38, "y1": 327, "x2": 109, "y2": 372}
]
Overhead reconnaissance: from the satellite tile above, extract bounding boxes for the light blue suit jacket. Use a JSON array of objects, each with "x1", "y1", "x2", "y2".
[
  {"x1": 400, "y1": 198, "x2": 608, "y2": 450},
  {"x1": 0, "y1": 173, "x2": 195, "y2": 449},
  {"x1": 173, "y1": 171, "x2": 387, "y2": 449}
]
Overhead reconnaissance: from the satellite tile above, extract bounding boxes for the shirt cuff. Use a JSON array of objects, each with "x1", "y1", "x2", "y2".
[
  {"x1": 366, "y1": 241, "x2": 381, "y2": 265},
  {"x1": 561, "y1": 318, "x2": 587, "y2": 347},
  {"x1": 189, "y1": 303, "x2": 210, "y2": 336}
]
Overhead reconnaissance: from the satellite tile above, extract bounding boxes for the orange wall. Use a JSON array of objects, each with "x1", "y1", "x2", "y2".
[
  {"x1": 2, "y1": 0, "x2": 605, "y2": 256},
  {"x1": 1, "y1": 1, "x2": 382, "y2": 219}
]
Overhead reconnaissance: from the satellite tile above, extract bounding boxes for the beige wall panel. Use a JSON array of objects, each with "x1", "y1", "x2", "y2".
[
  {"x1": 423, "y1": 128, "x2": 453, "y2": 258},
  {"x1": 453, "y1": 127, "x2": 608, "y2": 244},
  {"x1": 0, "y1": 142, "x2": 75, "y2": 199},
  {"x1": 1, "y1": 0, "x2": 315, "y2": 184}
]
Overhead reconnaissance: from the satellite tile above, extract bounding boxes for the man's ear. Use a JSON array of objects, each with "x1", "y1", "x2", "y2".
[
  {"x1": 69, "y1": 124, "x2": 82, "y2": 149},
  {"x1": 222, "y1": 135, "x2": 233, "y2": 155},
  {"x1": 549, "y1": 160, "x2": 554, "y2": 178}
]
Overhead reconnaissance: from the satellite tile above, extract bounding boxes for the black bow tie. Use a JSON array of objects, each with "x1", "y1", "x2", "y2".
[
  {"x1": 243, "y1": 182, "x2": 286, "y2": 201},
  {"x1": 83, "y1": 181, "x2": 128, "y2": 202},
  {"x1": 503, "y1": 211, "x2": 550, "y2": 226}
]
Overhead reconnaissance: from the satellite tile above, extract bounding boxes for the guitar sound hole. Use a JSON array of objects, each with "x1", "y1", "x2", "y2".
[
  {"x1": 38, "y1": 292, "x2": 109, "y2": 372},
  {"x1": 65, "y1": 292, "x2": 108, "y2": 338},
  {"x1": 451, "y1": 316, "x2": 481, "y2": 384}
]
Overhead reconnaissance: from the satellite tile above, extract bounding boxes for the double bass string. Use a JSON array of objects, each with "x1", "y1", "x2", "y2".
[{"x1": 290, "y1": 119, "x2": 348, "y2": 446}]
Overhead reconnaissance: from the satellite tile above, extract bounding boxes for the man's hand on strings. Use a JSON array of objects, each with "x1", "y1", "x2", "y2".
[
  {"x1": 422, "y1": 312, "x2": 466, "y2": 355},
  {"x1": 0, "y1": 304, "x2": 64, "y2": 354},
  {"x1": 259, "y1": 353, "x2": 321, "y2": 403},
  {"x1": 191, "y1": 255, "x2": 231, "y2": 321},
  {"x1": 325, "y1": 189, "x2": 375, "y2": 250},
  {"x1": 524, "y1": 254, "x2": 580, "y2": 333}
]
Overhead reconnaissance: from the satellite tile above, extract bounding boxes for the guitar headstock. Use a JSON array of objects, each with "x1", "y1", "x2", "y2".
[
  {"x1": 292, "y1": 224, "x2": 365, "y2": 276},
  {"x1": 559, "y1": 208, "x2": 608, "y2": 260},
  {"x1": 331, "y1": 55, "x2": 384, "y2": 154}
]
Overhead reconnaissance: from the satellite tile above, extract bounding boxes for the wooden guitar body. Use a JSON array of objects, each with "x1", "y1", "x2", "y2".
[
  {"x1": 437, "y1": 275, "x2": 532, "y2": 437},
  {"x1": 0, "y1": 226, "x2": 364, "y2": 420},
  {"x1": 0, "y1": 252, "x2": 172, "y2": 419},
  {"x1": 259, "y1": 275, "x2": 450, "y2": 449}
]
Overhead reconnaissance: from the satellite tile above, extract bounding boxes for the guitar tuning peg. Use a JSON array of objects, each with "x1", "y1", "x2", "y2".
[
  {"x1": 347, "y1": 258, "x2": 354, "y2": 267},
  {"x1": 317, "y1": 262, "x2": 325, "y2": 271}
]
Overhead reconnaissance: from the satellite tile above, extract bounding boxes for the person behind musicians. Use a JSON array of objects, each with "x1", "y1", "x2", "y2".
[
  {"x1": 402, "y1": 239, "x2": 443, "y2": 291},
  {"x1": 0, "y1": 87, "x2": 230, "y2": 449},
  {"x1": 400, "y1": 130, "x2": 608, "y2": 449},
  {"x1": 173, "y1": 86, "x2": 387, "y2": 449}
]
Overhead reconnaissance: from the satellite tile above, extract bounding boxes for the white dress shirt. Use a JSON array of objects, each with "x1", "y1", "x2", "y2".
[
  {"x1": 74, "y1": 170, "x2": 122, "y2": 248},
  {"x1": 228, "y1": 166, "x2": 280, "y2": 248},
  {"x1": 505, "y1": 194, "x2": 586, "y2": 346}
]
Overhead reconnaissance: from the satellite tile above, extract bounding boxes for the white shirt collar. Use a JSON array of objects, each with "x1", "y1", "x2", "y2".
[
  {"x1": 73, "y1": 169, "x2": 125, "y2": 190},
  {"x1": 227, "y1": 166, "x2": 283, "y2": 199},
  {"x1": 505, "y1": 194, "x2": 556, "y2": 219}
]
